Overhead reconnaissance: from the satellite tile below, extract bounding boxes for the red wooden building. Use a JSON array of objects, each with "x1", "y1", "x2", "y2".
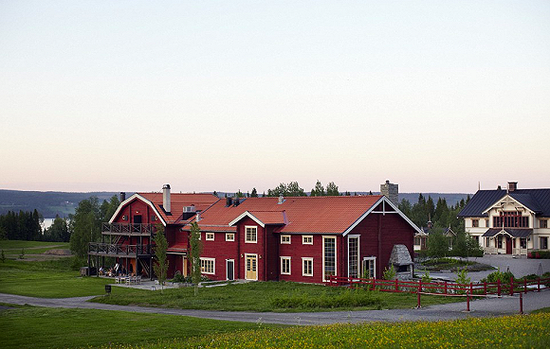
[{"x1": 89, "y1": 185, "x2": 421, "y2": 283}]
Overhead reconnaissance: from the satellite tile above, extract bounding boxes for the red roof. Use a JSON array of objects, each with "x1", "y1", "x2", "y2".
[
  {"x1": 187, "y1": 196, "x2": 384, "y2": 234},
  {"x1": 137, "y1": 192, "x2": 219, "y2": 224},
  {"x1": 167, "y1": 243, "x2": 188, "y2": 253}
]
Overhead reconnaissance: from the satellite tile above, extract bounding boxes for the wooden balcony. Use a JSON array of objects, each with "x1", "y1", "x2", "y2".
[
  {"x1": 102, "y1": 223, "x2": 155, "y2": 236},
  {"x1": 88, "y1": 242, "x2": 152, "y2": 257}
]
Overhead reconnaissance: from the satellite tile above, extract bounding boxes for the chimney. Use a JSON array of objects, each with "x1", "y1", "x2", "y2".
[
  {"x1": 508, "y1": 181, "x2": 518, "y2": 192},
  {"x1": 380, "y1": 180, "x2": 399, "y2": 206},
  {"x1": 119, "y1": 192, "x2": 126, "y2": 202},
  {"x1": 162, "y1": 184, "x2": 171, "y2": 213},
  {"x1": 278, "y1": 195, "x2": 285, "y2": 204},
  {"x1": 226, "y1": 197, "x2": 233, "y2": 207}
]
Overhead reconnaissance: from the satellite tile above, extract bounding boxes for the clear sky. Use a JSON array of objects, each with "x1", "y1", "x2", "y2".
[{"x1": 1, "y1": 1, "x2": 549, "y2": 194}]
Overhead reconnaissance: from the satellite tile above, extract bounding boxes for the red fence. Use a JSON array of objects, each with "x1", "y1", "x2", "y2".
[{"x1": 326, "y1": 275, "x2": 550, "y2": 297}]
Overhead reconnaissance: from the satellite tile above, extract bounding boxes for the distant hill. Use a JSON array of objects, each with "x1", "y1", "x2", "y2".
[
  {"x1": 0, "y1": 189, "x2": 120, "y2": 218},
  {"x1": 0, "y1": 189, "x2": 472, "y2": 219}
]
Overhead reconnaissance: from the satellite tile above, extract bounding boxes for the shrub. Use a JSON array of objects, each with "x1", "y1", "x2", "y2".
[
  {"x1": 482, "y1": 268, "x2": 515, "y2": 283},
  {"x1": 270, "y1": 289, "x2": 383, "y2": 309},
  {"x1": 383, "y1": 265, "x2": 396, "y2": 280}
]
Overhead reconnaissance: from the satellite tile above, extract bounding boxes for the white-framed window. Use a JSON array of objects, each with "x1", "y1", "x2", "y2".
[
  {"x1": 362, "y1": 257, "x2": 376, "y2": 279},
  {"x1": 302, "y1": 257, "x2": 313, "y2": 277},
  {"x1": 205, "y1": 232, "x2": 215, "y2": 241},
  {"x1": 280, "y1": 256, "x2": 291, "y2": 275},
  {"x1": 302, "y1": 235, "x2": 313, "y2": 245},
  {"x1": 225, "y1": 233, "x2": 235, "y2": 241},
  {"x1": 348, "y1": 235, "x2": 360, "y2": 278},
  {"x1": 280, "y1": 235, "x2": 291, "y2": 244},
  {"x1": 245, "y1": 226, "x2": 257, "y2": 243},
  {"x1": 323, "y1": 236, "x2": 337, "y2": 282},
  {"x1": 541, "y1": 219, "x2": 548, "y2": 229},
  {"x1": 200, "y1": 258, "x2": 215, "y2": 274}
]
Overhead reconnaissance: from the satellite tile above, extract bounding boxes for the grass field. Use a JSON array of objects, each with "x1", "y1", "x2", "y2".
[
  {"x1": 0, "y1": 240, "x2": 69, "y2": 251},
  {"x1": 93, "y1": 280, "x2": 460, "y2": 312},
  {"x1": 0, "y1": 258, "x2": 111, "y2": 297},
  {"x1": 103, "y1": 313, "x2": 550, "y2": 349},
  {"x1": 0, "y1": 306, "x2": 281, "y2": 349}
]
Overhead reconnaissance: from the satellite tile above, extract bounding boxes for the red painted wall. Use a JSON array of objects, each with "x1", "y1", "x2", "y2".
[
  {"x1": 200, "y1": 229, "x2": 239, "y2": 281},
  {"x1": 350, "y1": 211, "x2": 415, "y2": 278}
]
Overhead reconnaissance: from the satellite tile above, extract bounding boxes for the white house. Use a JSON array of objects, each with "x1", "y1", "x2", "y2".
[{"x1": 458, "y1": 182, "x2": 550, "y2": 256}]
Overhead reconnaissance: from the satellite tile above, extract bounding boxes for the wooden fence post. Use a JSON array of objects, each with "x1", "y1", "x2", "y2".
[
  {"x1": 497, "y1": 279, "x2": 501, "y2": 296},
  {"x1": 395, "y1": 278, "x2": 399, "y2": 292},
  {"x1": 484, "y1": 281, "x2": 487, "y2": 295},
  {"x1": 519, "y1": 292, "x2": 523, "y2": 314},
  {"x1": 537, "y1": 278, "x2": 541, "y2": 292},
  {"x1": 510, "y1": 277, "x2": 514, "y2": 296},
  {"x1": 444, "y1": 281, "x2": 448, "y2": 295},
  {"x1": 417, "y1": 280, "x2": 422, "y2": 308}
]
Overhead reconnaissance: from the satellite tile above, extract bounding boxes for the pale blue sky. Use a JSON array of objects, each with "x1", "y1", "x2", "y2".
[{"x1": 1, "y1": 1, "x2": 549, "y2": 194}]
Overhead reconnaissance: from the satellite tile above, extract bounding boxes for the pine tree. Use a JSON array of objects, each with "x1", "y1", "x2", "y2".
[
  {"x1": 190, "y1": 222, "x2": 203, "y2": 296},
  {"x1": 153, "y1": 225, "x2": 169, "y2": 293}
]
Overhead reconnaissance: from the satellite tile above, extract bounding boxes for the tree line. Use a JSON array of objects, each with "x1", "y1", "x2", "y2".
[
  {"x1": 0, "y1": 210, "x2": 42, "y2": 241},
  {"x1": 398, "y1": 193, "x2": 470, "y2": 232}
]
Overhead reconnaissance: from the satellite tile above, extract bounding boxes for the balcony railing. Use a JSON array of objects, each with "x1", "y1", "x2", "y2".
[
  {"x1": 88, "y1": 242, "x2": 152, "y2": 256},
  {"x1": 102, "y1": 223, "x2": 155, "y2": 236}
]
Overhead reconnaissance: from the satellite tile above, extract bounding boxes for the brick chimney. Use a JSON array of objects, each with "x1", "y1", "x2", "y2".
[
  {"x1": 508, "y1": 181, "x2": 518, "y2": 192},
  {"x1": 162, "y1": 184, "x2": 171, "y2": 213}
]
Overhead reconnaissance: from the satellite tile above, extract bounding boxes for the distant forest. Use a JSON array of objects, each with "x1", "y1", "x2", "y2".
[
  {"x1": 0, "y1": 190, "x2": 119, "y2": 217},
  {"x1": 0, "y1": 188, "x2": 470, "y2": 219}
]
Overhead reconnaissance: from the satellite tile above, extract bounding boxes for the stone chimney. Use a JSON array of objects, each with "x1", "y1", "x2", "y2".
[
  {"x1": 162, "y1": 184, "x2": 171, "y2": 213},
  {"x1": 380, "y1": 180, "x2": 399, "y2": 206},
  {"x1": 508, "y1": 181, "x2": 518, "y2": 192}
]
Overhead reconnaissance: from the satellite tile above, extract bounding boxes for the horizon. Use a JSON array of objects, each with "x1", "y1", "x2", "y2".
[{"x1": 1, "y1": 2, "x2": 549, "y2": 194}]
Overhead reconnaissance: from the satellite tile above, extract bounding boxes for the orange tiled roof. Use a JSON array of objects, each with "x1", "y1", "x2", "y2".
[
  {"x1": 137, "y1": 192, "x2": 219, "y2": 224},
  {"x1": 188, "y1": 196, "x2": 383, "y2": 234}
]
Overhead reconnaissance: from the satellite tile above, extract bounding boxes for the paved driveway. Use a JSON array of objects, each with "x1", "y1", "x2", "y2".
[
  {"x1": 1, "y1": 290, "x2": 548, "y2": 326},
  {"x1": 419, "y1": 255, "x2": 550, "y2": 282}
]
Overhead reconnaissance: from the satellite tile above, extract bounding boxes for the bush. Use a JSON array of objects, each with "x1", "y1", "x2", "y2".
[
  {"x1": 270, "y1": 289, "x2": 383, "y2": 309},
  {"x1": 383, "y1": 265, "x2": 396, "y2": 280},
  {"x1": 529, "y1": 250, "x2": 550, "y2": 259},
  {"x1": 482, "y1": 268, "x2": 515, "y2": 283}
]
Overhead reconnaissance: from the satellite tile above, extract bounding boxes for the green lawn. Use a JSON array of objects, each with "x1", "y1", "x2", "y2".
[
  {"x1": 93, "y1": 280, "x2": 460, "y2": 312},
  {"x1": 0, "y1": 306, "x2": 281, "y2": 349},
  {"x1": 0, "y1": 259, "x2": 110, "y2": 297},
  {"x1": 102, "y1": 313, "x2": 550, "y2": 349},
  {"x1": 0, "y1": 240, "x2": 69, "y2": 250}
]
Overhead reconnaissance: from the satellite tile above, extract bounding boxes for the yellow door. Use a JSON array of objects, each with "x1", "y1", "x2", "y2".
[{"x1": 245, "y1": 255, "x2": 257, "y2": 280}]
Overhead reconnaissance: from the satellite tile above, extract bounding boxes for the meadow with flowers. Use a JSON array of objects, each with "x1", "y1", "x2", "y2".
[{"x1": 103, "y1": 312, "x2": 550, "y2": 349}]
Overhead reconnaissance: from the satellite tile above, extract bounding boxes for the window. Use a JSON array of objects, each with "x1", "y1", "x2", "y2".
[
  {"x1": 205, "y1": 233, "x2": 215, "y2": 241},
  {"x1": 280, "y1": 235, "x2": 291, "y2": 244},
  {"x1": 493, "y1": 212, "x2": 529, "y2": 228},
  {"x1": 472, "y1": 219, "x2": 479, "y2": 227},
  {"x1": 485, "y1": 219, "x2": 490, "y2": 228},
  {"x1": 225, "y1": 233, "x2": 235, "y2": 241},
  {"x1": 302, "y1": 235, "x2": 313, "y2": 245},
  {"x1": 323, "y1": 236, "x2": 336, "y2": 281},
  {"x1": 302, "y1": 258, "x2": 313, "y2": 276},
  {"x1": 541, "y1": 220, "x2": 548, "y2": 229},
  {"x1": 245, "y1": 226, "x2": 257, "y2": 243},
  {"x1": 541, "y1": 237, "x2": 549, "y2": 250},
  {"x1": 414, "y1": 237, "x2": 421, "y2": 246},
  {"x1": 497, "y1": 235, "x2": 503, "y2": 249},
  {"x1": 200, "y1": 258, "x2": 215, "y2": 274},
  {"x1": 280, "y1": 256, "x2": 291, "y2": 275},
  {"x1": 348, "y1": 236, "x2": 359, "y2": 278},
  {"x1": 485, "y1": 237, "x2": 490, "y2": 247},
  {"x1": 520, "y1": 238, "x2": 527, "y2": 249},
  {"x1": 362, "y1": 257, "x2": 376, "y2": 279}
]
